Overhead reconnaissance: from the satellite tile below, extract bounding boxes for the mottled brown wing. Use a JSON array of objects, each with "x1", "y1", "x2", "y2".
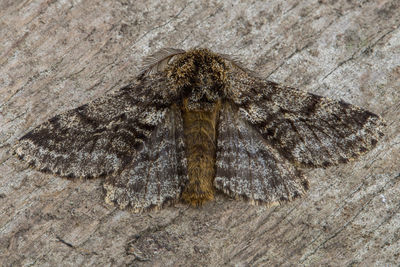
[
  {"x1": 15, "y1": 73, "x2": 177, "y2": 178},
  {"x1": 214, "y1": 102, "x2": 309, "y2": 205},
  {"x1": 104, "y1": 105, "x2": 188, "y2": 212},
  {"x1": 225, "y1": 67, "x2": 385, "y2": 168}
]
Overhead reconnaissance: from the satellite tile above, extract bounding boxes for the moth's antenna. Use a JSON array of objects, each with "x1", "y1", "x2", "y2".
[{"x1": 139, "y1": 48, "x2": 186, "y2": 77}]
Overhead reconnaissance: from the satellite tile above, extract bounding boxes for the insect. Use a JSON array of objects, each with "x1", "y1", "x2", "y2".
[{"x1": 15, "y1": 48, "x2": 385, "y2": 212}]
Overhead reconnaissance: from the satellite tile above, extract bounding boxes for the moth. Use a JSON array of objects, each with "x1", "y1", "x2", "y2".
[{"x1": 15, "y1": 48, "x2": 385, "y2": 212}]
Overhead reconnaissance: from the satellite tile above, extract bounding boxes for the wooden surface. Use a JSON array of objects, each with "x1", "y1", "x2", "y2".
[{"x1": 1, "y1": 0, "x2": 399, "y2": 266}]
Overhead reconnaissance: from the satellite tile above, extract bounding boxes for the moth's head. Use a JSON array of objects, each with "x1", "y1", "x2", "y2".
[{"x1": 167, "y1": 48, "x2": 230, "y2": 106}]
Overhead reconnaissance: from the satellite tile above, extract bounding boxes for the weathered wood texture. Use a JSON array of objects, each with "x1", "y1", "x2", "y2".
[{"x1": 1, "y1": 0, "x2": 399, "y2": 266}]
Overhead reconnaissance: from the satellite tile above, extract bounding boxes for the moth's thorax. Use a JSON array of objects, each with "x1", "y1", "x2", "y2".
[{"x1": 167, "y1": 48, "x2": 230, "y2": 110}]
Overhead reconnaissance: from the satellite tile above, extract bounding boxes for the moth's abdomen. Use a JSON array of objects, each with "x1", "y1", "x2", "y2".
[{"x1": 181, "y1": 99, "x2": 221, "y2": 206}]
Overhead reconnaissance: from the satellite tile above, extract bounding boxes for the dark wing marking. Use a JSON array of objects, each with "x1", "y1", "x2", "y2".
[
  {"x1": 15, "y1": 73, "x2": 175, "y2": 178},
  {"x1": 103, "y1": 105, "x2": 188, "y2": 212},
  {"x1": 215, "y1": 102, "x2": 309, "y2": 205},
  {"x1": 225, "y1": 67, "x2": 385, "y2": 168}
]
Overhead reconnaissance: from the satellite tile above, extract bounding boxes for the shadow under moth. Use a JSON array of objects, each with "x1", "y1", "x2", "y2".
[{"x1": 15, "y1": 48, "x2": 385, "y2": 212}]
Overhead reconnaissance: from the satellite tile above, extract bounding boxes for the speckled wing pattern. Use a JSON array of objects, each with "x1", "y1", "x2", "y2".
[
  {"x1": 224, "y1": 66, "x2": 385, "y2": 168},
  {"x1": 104, "y1": 105, "x2": 188, "y2": 212},
  {"x1": 214, "y1": 61, "x2": 384, "y2": 202},
  {"x1": 15, "y1": 73, "x2": 188, "y2": 210},
  {"x1": 215, "y1": 102, "x2": 309, "y2": 204},
  {"x1": 15, "y1": 74, "x2": 172, "y2": 178}
]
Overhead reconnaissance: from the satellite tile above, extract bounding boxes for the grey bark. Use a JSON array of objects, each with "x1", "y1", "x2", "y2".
[{"x1": 0, "y1": 0, "x2": 399, "y2": 266}]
